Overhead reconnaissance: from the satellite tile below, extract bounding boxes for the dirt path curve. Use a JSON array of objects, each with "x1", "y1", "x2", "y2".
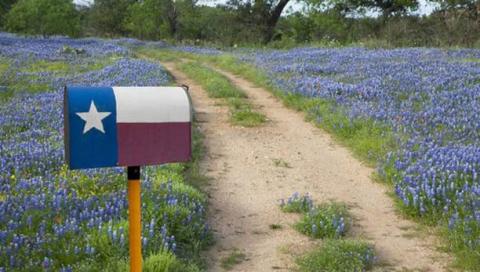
[{"x1": 163, "y1": 62, "x2": 450, "y2": 272}]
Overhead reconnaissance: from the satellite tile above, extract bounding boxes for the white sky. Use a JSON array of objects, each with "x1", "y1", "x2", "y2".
[{"x1": 74, "y1": 0, "x2": 439, "y2": 16}]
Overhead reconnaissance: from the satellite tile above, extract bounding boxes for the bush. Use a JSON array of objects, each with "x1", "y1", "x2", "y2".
[{"x1": 5, "y1": 0, "x2": 80, "y2": 37}]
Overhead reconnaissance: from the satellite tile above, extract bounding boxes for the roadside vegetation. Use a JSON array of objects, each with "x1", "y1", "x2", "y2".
[
  {"x1": 178, "y1": 61, "x2": 266, "y2": 127},
  {"x1": 280, "y1": 193, "x2": 376, "y2": 271},
  {"x1": 175, "y1": 51, "x2": 479, "y2": 271}
]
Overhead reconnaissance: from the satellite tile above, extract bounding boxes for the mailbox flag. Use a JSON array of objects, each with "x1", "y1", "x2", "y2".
[{"x1": 65, "y1": 86, "x2": 192, "y2": 169}]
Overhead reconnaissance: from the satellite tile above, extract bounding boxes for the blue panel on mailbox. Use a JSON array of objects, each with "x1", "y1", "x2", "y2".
[{"x1": 65, "y1": 87, "x2": 118, "y2": 169}]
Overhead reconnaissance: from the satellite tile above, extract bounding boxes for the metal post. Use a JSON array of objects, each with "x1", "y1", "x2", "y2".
[{"x1": 127, "y1": 166, "x2": 142, "y2": 272}]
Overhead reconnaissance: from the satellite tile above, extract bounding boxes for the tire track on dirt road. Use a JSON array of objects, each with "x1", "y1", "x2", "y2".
[{"x1": 163, "y1": 62, "x2": 450, "y2": 272}]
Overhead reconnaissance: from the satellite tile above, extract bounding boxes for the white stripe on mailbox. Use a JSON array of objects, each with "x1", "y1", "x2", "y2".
[{"x1": 113, "y1": 87, "x2": 190, "y2": 123}]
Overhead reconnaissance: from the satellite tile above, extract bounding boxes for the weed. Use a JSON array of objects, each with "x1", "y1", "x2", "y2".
[
  {"x1": 220, "y1": 249, "x2": 247, "y2": 270},
  {"x1": 295, "y1": 202, "x2": 350, "y2": 239},
  {"x1": 231, "y1": 110, "x2": 266, "y2": 127},
  {"x1": 280, "y1": 192, "x2": 314, "y2": 213},
  {"x1": 297, "y1": 239, "x2": 376, "y2": 272},
  {"x1": 269, "y1": 224, "x2": 283, "y2": 230},
  {"x1": 272, "y1": 158, "x2": 291, "y2": 168}
]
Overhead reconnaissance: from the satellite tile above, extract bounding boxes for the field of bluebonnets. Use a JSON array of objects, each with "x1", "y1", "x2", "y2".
[
  {"x1": 238, "y1": 47, "x2": 480, "y2": 264},
  {"x1": 1, "y1": 31, "x2": 480, "y2": 270},
  {"x1": 0, "y1": 33, "x2": 210, "y2": 271}
]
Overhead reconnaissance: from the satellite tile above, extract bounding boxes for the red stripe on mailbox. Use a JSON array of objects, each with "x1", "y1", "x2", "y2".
[{"x1": 117, "y1": 122, "x2": 191, "y2": 166}]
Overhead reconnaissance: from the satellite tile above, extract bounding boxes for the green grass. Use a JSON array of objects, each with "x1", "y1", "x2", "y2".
[
  {"x1": 460, "y1": 57, "x2": 480, "y2": 63},
  {"x1": 74, "y1": 251, "x2": 201, "y2": 272},
  {"x1": 23, "y1": 60, "x2": 71, "y2": 73},
  {"x1": 135, "y1": 47, "x2": 189, "y2": 62},
  {"x1": 220, "y1": 249, "x2": 247, "y2": 270},
  {"x1": 22, "y1": 57, "x2": 117, "y2": 75},
  {"x1": 0, "y1": 60, "x2": 9, "y2": 76},
  {"x1": 176, "y1": 61, "x2": 266, "y2": 127},
  {"x1": 0, "y1": 57, "x2": 117, "y2": 101},
  {"x1": 231, "y1": 109, "x2": 266, "y2": 127},
  {"x1": 179, "y1": 62, "x2": 246, "y2": 99},
  {"x1": 445, "y1": 222, "x2": 480, "y2": 270},
  {"x1": 297, "y1": 239, "x2": 376, "y2": 272}
]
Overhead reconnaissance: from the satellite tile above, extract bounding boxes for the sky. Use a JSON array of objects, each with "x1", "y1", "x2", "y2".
[{"x1": 74, "y1": 0, "x2": 439, "y2": 16}]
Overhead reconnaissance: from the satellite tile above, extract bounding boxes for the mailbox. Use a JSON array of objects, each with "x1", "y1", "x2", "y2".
[{"x1": 64, "y1": 86, "x2": 192, "y2": 170}]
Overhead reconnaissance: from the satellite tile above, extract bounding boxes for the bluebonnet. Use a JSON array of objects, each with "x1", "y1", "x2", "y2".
[
  {"x1": 0, "y1": 34, "x2": 210, "y2": 270},
  {"x1": 241, "y1": 47, "x2": 480, "y2": 252}
]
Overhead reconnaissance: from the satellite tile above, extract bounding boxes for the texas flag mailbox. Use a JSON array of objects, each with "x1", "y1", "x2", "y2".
[
  {"x1": 64, "y1": 85, "x2": 192, "y2": 272},
  {"x1": 64, "y1": 86, "x2": 192, "y2": 169}
]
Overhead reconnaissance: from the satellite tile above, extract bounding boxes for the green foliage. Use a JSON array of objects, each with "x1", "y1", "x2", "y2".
[
  {"x1": 5, "y1": 0, "x2": 80, "y2": 37},
  {"x1": 329, "y1": 0, "x2": 419, "y2": 18},
  {"x1": 297, "y1": 239, "x2": 376, "y2": 272},
  {"x1": 88, "y1": 0, "x2": 133, "y2": 36},
  {"x1": 143, "y1": 252, "x2": 178, "y2": 272},
  {"x1": 295, "y1": 202, "x2": 350, "y2": 239},
  {"x1": 125, "y1": 0, "x2": 171, "y2": 40},
  {"x1": 0, "y1": 0, "x2": 18, "y2": 27},
  {"x1": 72, "y1": 251, "x2": 201, "y2": 272},
  {"x1": 446, "y1": 220, "x2": 480, "y2": 270}
]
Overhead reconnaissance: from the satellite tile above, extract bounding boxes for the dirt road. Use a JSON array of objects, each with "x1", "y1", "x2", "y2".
[{"x1": 163, "y1": 62, "x2": 450, "y2": 272}]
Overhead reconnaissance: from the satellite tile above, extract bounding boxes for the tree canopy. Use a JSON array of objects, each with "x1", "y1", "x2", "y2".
[
  {"x1": 0, "y1": 0, "x2": 478, "y2": 47},
  {"x1": 5, "y1": 0, "x2": 80, "y2": 37}
]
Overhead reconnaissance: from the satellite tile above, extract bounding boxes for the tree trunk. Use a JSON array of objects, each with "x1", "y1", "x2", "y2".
[
  {"x1": 166, "y1": 0, "x2": 178, "y2": 39},
  {"x1": 262, "y1": 0, "x2": 290, "y2": 43}
]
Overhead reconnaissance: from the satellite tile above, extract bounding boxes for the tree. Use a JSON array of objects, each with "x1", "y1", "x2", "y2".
[
  {"x1": 321, "y1": 0, "x2": 419, "y2": 18},
  {"x1": 0, "y1": 0, "x2": 18, "y2": 27},
  {"x1": 429, "y1": 0, "x2": 479, "y2": 19},
  {"x1": 125, "y1": 0, "x2": 183, "y2": 40},
  {"x1": 226, "y1": 0, "x2": 292, "y2": 43},
  {"x1": 5, "y1": 0, "x2": 80, "y2": 37},
  {"x1": 89, "y1": 0, "x2": 134, "y2": 37}
]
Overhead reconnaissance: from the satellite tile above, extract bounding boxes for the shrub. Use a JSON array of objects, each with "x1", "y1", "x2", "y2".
[
  {"x1": 294, "y1": 202, "x2": 349, "y2": 239},
  {"x1": 5, "y1": 0, "x2": 80, "y2": 37}
]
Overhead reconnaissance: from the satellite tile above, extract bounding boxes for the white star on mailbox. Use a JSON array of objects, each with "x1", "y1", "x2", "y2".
[{"x1": 76, "y1": 101, "x2": 111, "y2": 134}]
